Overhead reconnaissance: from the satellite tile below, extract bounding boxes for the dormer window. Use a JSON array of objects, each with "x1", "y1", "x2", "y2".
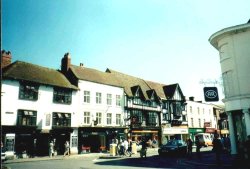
[{"x1": 133, "y1": 89, "x2": 142, "y2": 105}]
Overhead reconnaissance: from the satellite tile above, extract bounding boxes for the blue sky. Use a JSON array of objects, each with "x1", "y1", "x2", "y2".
[{"x1": 2, "y1": 0, "x2": 250, "y2": 102}]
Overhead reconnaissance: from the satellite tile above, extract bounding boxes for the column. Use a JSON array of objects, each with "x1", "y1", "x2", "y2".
[
  {"x1": 227, "y1": 111, "x2": 237, "y2": 155},
  {"x1": 243, "y1": 109, "x2": 250, "y2": 136}
]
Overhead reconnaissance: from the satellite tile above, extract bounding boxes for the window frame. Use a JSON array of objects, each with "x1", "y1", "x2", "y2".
[
  {"x1": 52, "y1": 112, "x2": 71, "y2": 127},
  {"x1": 84, "y1": 91, "x2": 90, "y2": 103},
  {"x1": 107, "y1": 113, "x2": 112, "y2": 125},
  {"x1": 84, "y1": 112, "x2": 91, "y2": 124},
  {"x1": 19, "y1": 82, "x2": 39, "y2": 101},
  {"x1": 96, "y1": 92, "x2": 102, "y2": 104},
  {"x1": 116, "y1": 114, "x2": 121, "y2": 125},
  {"x1": 116, "y1": 95, "x2": 121, "y2": 106},
  {"x1": 96, "y1": 112, "x2": 102, "y2": 125},
  {"x1": 53, "y1": 87, "x2": 72, "y2": 104},
  {"x1": 17, "y1": 109, "x2": 37, "y2": 126},
  {"x1": 107, "y1": 94, "x2": 112, "y2": 105}
]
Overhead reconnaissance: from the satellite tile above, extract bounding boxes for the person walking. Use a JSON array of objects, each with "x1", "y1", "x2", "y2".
[
  {"x1": 63, "y1": 141, "x2": 70, "y2": 157},
  {"x1": 187, "y1": 138, "x2": 193, "y2": 159},
  {"x1": 195, "y1": 136, "x2": 201, "y2": 160},
  {"x1": 212, "y1": 134, "x2": 223, "y2": 166},
  {"x1": 49, "y1": 141, "x2": 54, "y2": 158}
]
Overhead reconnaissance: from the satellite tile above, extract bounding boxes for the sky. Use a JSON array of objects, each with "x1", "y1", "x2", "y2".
[{"x1": 2, "y1": 0, "x2": 250, "y2": 103}]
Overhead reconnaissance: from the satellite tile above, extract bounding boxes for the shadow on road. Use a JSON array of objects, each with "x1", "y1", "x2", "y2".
[{"x1": 95, "y1": 155, "x2": 185, "y2": 169}]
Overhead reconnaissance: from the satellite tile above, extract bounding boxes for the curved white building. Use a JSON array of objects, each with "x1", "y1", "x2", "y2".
[{"x1": 209, "y1": 21, "x2": 250, "y2": 156}]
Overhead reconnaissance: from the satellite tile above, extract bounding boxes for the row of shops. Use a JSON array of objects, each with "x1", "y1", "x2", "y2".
[{"x1": 2, "y1": 125, "x2": 229, "y2": 158}]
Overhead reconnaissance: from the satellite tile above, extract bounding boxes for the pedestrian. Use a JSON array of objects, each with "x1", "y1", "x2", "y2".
[
  {"x1": 195, "y1": 136, "x2": 201, "y2": 160},
  {"x1": 187, "y1": 138, "x2": 193, "y2": 159},
  {"x1": 244, "y1": 135, "x2": 250, "y2": 160},
  {"x1": 140, "y1": 138, "x2": 147, "y2": 158},
  {"x1": 63, "y1": 141, "x2": 70, "y2": 157},
  {"x1": 224, "y1": 135, "x2": 231, "y2": 153},
  {"x1": 49, "y1": 141, "x2": 54, "y2": 158},
  {"x1": 124, "y1": 139, "x2": 129, "y2": 155},
  {"x1": 127, "y1": 138, "x2": 132, "y2": 157},
  {"x1": 119, "y1": 139, "x2": 125, "y2": 156},
  {"x1": 212, "y1": 134, "x2": 223, "y2": 166}
]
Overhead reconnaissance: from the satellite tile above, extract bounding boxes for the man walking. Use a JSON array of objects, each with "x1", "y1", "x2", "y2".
[{"x1": 212, "y1": 134, "x2": 223, "y2": 166}]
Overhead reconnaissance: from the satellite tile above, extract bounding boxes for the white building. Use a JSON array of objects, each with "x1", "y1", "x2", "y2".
[
  {"x1": 209, "y1": 21, "x2": 250, "y2": 156},
  {"x1": 60, "y1": 53, "x2": 125, "y2": 152},
  {"x1": 185, "y1": 97, "x2": 218, "y2": 142},
  {"x1": 1, "y1": 51, "x2": 79, "y2": 157}
]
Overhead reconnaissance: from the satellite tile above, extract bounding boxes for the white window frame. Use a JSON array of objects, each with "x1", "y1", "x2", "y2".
[
  {"x1": 96, "y1": 112, "x2": 102, "y2": 124},
  {"x1": 116, "y1": 95, "x2": 121, "y2": 106},
  {"x1": 107, "y1": 113, "x2": 112, "y2": 125},
  {"x1": 96, "y1": 92, "x2": 102, "y2": 104},
  {"x1": 107, "y1": 94, "x2": 112, "y2": 105},
  {"x1": 84, "y1": 112, "x2": 90, "y2": 124},
  {"x1": 84, "y1": 91, "x2": 90, "y2": 103},
  {"x1": 116, "y1": 114, "x2": 121, "y2": 125}
]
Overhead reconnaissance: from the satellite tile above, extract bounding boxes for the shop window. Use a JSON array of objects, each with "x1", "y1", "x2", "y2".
[
  {"x1": 19, "y1": 82, "x2": 39, "y2": 100},
  {"x1": 17, "y1": 110, "x2": 37, "y2": 126},
  {"x1": 52, "y1": 112, "x2": 71, "y2": 127},
  {"x1": 53, "y1": 87, "x2": 72, "y2": 104}
]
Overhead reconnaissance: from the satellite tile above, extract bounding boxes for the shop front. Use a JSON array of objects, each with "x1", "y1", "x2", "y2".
[
  {"x1": 162, "y1": 126, "x2": 188, "y2": 145},
  {"x1": 1, "y1": 126, "x2": 38, "y2": 158},
  {"x1": 188, "y1": 128, "x2": 205, "y2": 142},
  {"x1": 78, "y1": 127, "x2": 126, "y2": 153},
  {"x1": 131, "y1": 130, "x2": 159, "y2": 142}
]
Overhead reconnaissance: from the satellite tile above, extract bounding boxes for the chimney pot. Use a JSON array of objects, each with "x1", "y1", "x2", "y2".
[{"x1": 1, "y1": 50, "x2": 12, "y2": 68}]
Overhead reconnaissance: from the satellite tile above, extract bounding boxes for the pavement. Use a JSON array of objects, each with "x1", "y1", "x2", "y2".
[{"x1": 2, "y1": 148, "x2": 250, "y2": 169}]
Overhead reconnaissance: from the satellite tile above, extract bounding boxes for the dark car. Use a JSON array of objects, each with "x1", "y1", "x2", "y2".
[{"x1": 158, "y1": 140, "x2": 187, "y2": 156}]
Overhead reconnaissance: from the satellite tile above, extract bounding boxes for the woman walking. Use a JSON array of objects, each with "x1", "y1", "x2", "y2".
[{"x1": 63, "y1": 141, "x2": 70, "y2": 157}]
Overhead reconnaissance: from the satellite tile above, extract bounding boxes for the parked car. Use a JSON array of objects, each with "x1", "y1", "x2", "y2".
[{"x1": 158, "y1": 140, "x2": 187, "y2": 156}]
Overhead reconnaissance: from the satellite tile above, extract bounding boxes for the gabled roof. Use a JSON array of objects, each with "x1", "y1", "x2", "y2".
[
  {"x1": 163, "y1": 83, "x2": 185, "y2": 100},
  {"x1": 2, "y1": 61, "x2": 78, "y2": 90},
  {"x1": 105, "y1": 68, "x2": 151, "y2": 99},
  {"x1": 145, "y1": 80, "x2": 166, "y2": 100}
]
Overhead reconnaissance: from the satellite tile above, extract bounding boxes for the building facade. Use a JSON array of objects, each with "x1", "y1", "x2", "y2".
[
  {"x1": 185, "y1": 97, "x2": 219, "y2": 142},
  {"x1": 1, "y1": 51, "x2": 188, "y2": 157},
  {"x1": 209, "y1": 21, "x2": 250, "y2": 156},
  {"x1": 1, "y1": 52, "x2": 79, "y2": 157}
]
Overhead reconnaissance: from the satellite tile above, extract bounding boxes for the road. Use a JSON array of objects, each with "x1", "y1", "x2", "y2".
[{"x1": 3, "y1": 147, "x2": 213, "y2": 169}]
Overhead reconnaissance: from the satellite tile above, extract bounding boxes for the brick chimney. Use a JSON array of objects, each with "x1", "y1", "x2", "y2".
[
  {"x1": 61, "y1": 52, "x2": 71, "y2": 74},
  {"x1": 1, "y1": 50, "x2": 12, "y2": 68}
]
